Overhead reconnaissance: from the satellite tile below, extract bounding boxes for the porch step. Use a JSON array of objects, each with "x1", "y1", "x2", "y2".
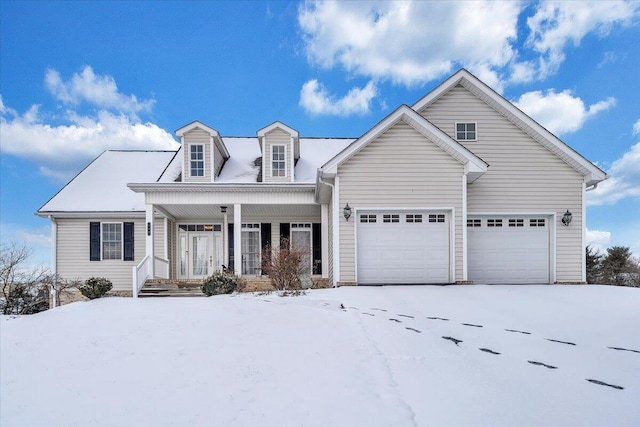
[{"x1": 138, "y1": 280, "x2": 205, "y2": 297}]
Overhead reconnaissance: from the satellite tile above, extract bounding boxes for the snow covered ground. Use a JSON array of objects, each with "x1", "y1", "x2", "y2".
[{"x1": 2, "y1": 285, "x2": 639, "y2": 426}]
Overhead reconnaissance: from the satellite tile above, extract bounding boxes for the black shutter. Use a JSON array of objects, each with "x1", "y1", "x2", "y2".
[
  {"x1": 228, "y1": 223, "x2": 234, "y2": 271},
  {"x1": 123, "y1": 222, "x2": 134, "y2": 261},
  {"x1": 261, "y1": 223, "x2": 272, "y2": 274},
  {"x1": 312, "y1": 223, "x2": 322, "y2": 275},
  {"x1": 90, "y1": 222, "x2": 101, "y2": 261},
  {"x1": 279, "y1": 223, "x2": 290, "y2": 248}
]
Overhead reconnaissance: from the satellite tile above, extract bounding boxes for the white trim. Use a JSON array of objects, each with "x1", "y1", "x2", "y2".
[
  {"x1": 290, "y1": 136, "x2": 295, "y2": 183},
  {"x1": 353, "y1": 207, "x2": 455, "y2": 284},
  {"x1": 321, "y1": 204, "x2": 329, "y2": 278},
  {"x1": 50, "y1": 216, "x2": 57, "y2": 308},
  {"x1": 176, "y1": 120, "x2": 219, "y2": 137},
  {"x1": 333, "y1": 175, "x2": 340, "y2": 285},
  {"x1": 461, "y1": 175, "x2": 467, "y2": 281},
  {"x1": 261, "y1": 138, "x2": 266, "y2": 183},
  {"x1": 454, "y1": 122, "x2": 477, "y2": 141},
  {"x1": 163, "y1": 217, "x2": 169, "y2": 260},
  {"x1": 257, "y1": 121, "x2": 299, "y2": 138},
  {"x1": 467, "y1": 212, "x2": 556, "y2": 284},
  {"x1": 180, "y1": 136, "x2": 185, "y2": 182},
  {"x1": 145, "y1": 205, "x2": 155, "y2": 277},
  {"x1": 270, "y1": 144, "x2": 287, "y2": 178},
  {"x1": 581, "y1": 183, "x2": 587, "y2": 282},
  {"x1": 233, "y1": 204, "x2": 242, "y2": 276},
  {"x1": 210, "y1": 135, "x2": 215, "y2": 182}
]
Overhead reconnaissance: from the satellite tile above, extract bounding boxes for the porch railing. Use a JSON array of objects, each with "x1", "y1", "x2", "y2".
[{"x1": 132, "y1": 256, "x2": 170, "y2": 297}]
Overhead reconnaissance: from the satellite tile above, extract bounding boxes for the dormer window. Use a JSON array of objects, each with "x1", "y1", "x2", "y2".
[
  {"x1": 190, "y1": 144, "x2": 204, "y2": 177},
  {"x1": 271, "y1": 145, "x2": 286, "y2": 177},
  {"x1": 455, "y1": 123, "x2": 476, "y2": 141}
]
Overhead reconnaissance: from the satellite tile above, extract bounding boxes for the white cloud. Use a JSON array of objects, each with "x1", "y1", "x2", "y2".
[
  {"x1": 298, "y1": 1, "x2": 520, "y2": 88},
  {"x1": 514, "y1": 90, "x2": 615, "y2": 135},
  {"x1": 588, "y1": 141, "x2": 640, "y2": 206},
  {"x1": 586, "y1": 228, "x2": 611, "y2": 254},
  {"x1": 0, "y1": 67, "x2": 178, "y2": 182},
  {"x1": 633, "y1": 119, "x2": 640, "y2": 136},
  {"x1": 526, "y1": 1, "x2": 640, "y2": 78},
  {"x1": 45, "y1": 66, "x2": 154, "y2": 120},
  {"x1": 298, "y1": 1, "x2": 640, "y2": 90},
  {"x1": 0, "y1": 223, "x2": 52, "y2": 268},
  {"x1": 299, "y1": 79, "x2": 377, "y2": 116}
]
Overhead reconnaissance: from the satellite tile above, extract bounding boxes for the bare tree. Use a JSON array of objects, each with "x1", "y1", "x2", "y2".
[{"x1": 0, "y1": 242, "x2": 51, "y2": 314}]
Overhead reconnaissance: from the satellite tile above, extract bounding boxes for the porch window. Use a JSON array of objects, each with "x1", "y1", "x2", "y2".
[
  {"x1": 291, "y1": 223, "x2": 312, "y2": 274},
  {"x1": 241, "y1": 223, "x2": 261, "y2": 275},
  {"x1": 271, "y1": 145, "x2": 286, "y2": 177},
  {"x1": 190, "y1": 144, "x2": 204, "y2": 177}
]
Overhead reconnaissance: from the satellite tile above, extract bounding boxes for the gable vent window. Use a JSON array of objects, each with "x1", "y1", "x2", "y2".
[
  {"x1": 360, "y1": 214, "x2": 377, "y2": 223},
  {"x1": 383, "y1": 214, "x2": 400, "y2": 223},
  {"x1": 530, "y1": 218, "x2": 546, "y2": 227},
  {"x1": 272, "y1": 145, "x2": 286, "y2": 177},
  {"x1": 509, "y1": 219, "x2": 524, "y2": 227},
  {"x1": 190, "y1": 145, "x2": 204, "y2": 177},
  {"x1": 467, "y1": 219, "x2": 481, "y2": 227},
  {"x1": 429, "y1": 214, "x2": 446, "y2": 223},
  {"x1": 487, "y1": 219, "x2": 503, "y2": 227},
  {"x1": 455, "y1": 123, "x2": 476, "y2": 141},
  {"x1": 406, "y1": 214, "x2": 423, "y2": 223}
]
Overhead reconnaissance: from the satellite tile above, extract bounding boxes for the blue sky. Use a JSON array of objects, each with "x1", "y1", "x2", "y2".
[{"x1": 1, "y1": 0, "x2": 639, "y2": 265}]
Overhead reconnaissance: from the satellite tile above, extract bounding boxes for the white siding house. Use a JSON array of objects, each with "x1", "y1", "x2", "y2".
[{"x1": 37, "y1": 69, "x2": 607, "y2": 295}]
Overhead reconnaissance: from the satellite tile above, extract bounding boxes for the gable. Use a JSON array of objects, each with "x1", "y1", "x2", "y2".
[{"x1": 413, "y1": 69, "x2": 607, "y2": 186}]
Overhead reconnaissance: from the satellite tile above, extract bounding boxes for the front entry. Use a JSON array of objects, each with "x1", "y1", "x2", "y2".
[{"x1": 178, "y1": 224, "x2": 223, "y2": 279}]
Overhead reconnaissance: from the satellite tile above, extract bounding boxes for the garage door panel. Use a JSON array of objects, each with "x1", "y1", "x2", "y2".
[
  {"x1": 468, "y1": 215, "x2": 550, "y2": 284},
  {"x1": 357, "y1": 211, "x2": 450, "y2": 284}
]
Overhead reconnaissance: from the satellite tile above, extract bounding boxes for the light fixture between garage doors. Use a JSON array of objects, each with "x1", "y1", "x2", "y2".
[
  {"x1": 343, "y1": 204, "x2": 352, "y2": 221},
  {"x1": 561, "y1": 210, "x2": 572, "y2": 226}
]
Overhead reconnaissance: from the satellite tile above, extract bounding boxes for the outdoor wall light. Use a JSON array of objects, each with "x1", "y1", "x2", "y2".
[
  {"x1": 561, "y1": 210, "x2": 572, "y2": 226},
  {"x1": 343, "y1": 204, "x2": 352, "y2": 221},
  {"x1": 220, "y1": 206, "x2": 227, "y2": 214}
]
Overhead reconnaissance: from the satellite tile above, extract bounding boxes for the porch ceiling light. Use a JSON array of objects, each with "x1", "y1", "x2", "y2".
[
  {"x1": 343, "y1": 204, "x2": 352, "y2": 221},
  {"x1": 561, "y1": 210, "x2": 572, "y2": 226},
  {"x1": 220, "y1": 206, "x2": 227, "y2": 214}
]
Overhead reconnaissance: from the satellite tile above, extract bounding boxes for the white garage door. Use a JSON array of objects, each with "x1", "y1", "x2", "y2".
[
  {"x1": 357, "y1": 212, "x2": 450, "y2": 284},
  {"x1": 468, "y1": 216, "x2": 550, "y2": 284}
]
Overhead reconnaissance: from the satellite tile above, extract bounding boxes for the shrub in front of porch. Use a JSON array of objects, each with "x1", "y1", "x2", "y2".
[
  {"x1": 78, "y1": 277, "x2": 112, "y2": 300},
  {"x1": 261, "y1": 238, "x2": 310, "y2": 294},
  {"x1": 201, "y1": 271, "x2": 238, "y2": 296}
]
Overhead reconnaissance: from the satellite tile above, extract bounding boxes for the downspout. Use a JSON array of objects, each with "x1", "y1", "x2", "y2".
[
  {"x1": 318, "y1": 171, "x2": 338, "y2": 288},
  {"x1": 49, "y1": 215, "x2": 57, "y2": 308}
]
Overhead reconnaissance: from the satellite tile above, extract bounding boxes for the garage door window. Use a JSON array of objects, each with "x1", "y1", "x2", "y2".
[
  {"x1": 467, "y1": 219, "x2": 481, "y2": 227},
  {"x1": 508, "y1": 219, "x2": 524, "y2": 227},
  {"x1": 360, "y1": 214, "x2": 377, "y2": 223},
  {"x1": 530, "y1": 219, "x2": 546, "y2": 227},
  {"x1": 383, "y1": 214, "x2": 400, "y2": 223},
  {"x1": 487, "y1": 219, "x2": 503, "y2": 227},
  {"x1": 428, "y1": 214, "x2": 445, "y2": 223},
  {"x1": 406, "y1": 214, "x2": 423, "y2": 223}
]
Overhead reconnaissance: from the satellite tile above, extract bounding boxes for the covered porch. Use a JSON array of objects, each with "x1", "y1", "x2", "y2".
[{"x1": 127, "y1": 183, "x2": 329, "y2": 296}]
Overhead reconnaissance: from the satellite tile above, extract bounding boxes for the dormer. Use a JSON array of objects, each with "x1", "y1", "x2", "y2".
[
  {"x1": 257, "y1": 121, "x2": 299, "y2": 183},
  {"x1": 176, "y1": 121, "x2": 230, "y2": 183}
]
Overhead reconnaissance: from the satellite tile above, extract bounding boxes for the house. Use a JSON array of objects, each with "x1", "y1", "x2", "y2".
[{"x1": 36, "y1": 69, "x2": 608, "y2": 296}]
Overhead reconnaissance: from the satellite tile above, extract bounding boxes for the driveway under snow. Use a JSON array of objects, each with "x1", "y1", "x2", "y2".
[{"x1": 2, "y1": 285, "x2": 639, "y2": 426}]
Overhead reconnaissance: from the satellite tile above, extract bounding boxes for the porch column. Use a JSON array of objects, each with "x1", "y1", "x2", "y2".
[
  {"x1": 321, "y1": 203, "x2": 329, "y2": 278},
  {"x1": 222, "y1": 207, "x2": 229, "y2": 267},
  {"x1": 146, "y1": 204, "x2": 155, "y2": 278},
  {"x1": 233, "y1": 204, "x2": 242, "y2": 276}
]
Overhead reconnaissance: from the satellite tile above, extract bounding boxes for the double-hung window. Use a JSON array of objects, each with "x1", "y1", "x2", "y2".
[
  {"x1": 190, "y1": 144, "x2": 204, "y2": 177},
  {"x1": 271, "y1": 145, "x2": 286, "y2": 177},
  {"x1": 90, "y1": 222, "x2": 134, "y2": 261},
  {"x1": 455, "y1": 123, "x2": 477, "y2": 141}
]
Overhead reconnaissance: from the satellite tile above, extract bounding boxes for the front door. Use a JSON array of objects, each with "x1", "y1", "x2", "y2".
[{"x1": 178, "y1": 225, "x2": 222, "y2": 279}]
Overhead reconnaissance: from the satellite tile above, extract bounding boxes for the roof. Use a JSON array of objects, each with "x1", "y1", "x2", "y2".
[
  {"x1": 412, "y1": 69, "x2": 608, "y2": 187},
  {"x1": 37, "y1": 151, "x2": 177, "y2": 214}
]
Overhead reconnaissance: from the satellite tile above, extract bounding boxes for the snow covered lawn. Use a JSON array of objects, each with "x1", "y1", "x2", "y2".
[{"x1": 2, "y1": 285, "x2": 639, "y2": 426}]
